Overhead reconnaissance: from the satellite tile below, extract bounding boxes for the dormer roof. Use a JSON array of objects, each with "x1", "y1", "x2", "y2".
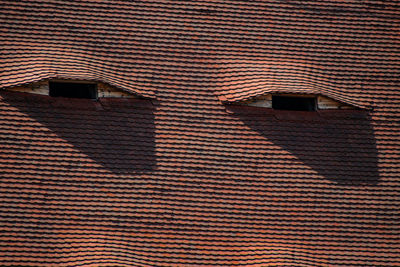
[
  {"x1": 214, "y1": 60, "x2": 371, "y2": 109},
  {"x1": 0, "y1": 60, "x2": 155, "y2": 99}
]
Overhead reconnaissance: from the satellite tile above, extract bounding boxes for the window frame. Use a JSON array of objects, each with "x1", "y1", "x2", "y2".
[
  {"x1": 272, "y1": 94, "x2": 317, "y2": 111},
  {"x1": 49, "y1": 80, "x2": 98, "y2": 100}
]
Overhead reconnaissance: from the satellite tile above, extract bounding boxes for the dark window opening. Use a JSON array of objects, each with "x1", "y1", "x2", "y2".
[
  {"x1": 272, "y1": 96, "x2": 316, "y2": 111},
  {"x1": 49, "y1": 82, "x2": 97, "y2": 99}
]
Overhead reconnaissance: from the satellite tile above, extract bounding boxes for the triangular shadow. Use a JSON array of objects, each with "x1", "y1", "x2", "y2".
[
  {"x1": 1, "y1": 91, "x2": 156, "y2": 174},
  {"x1": 226, "y1": 105, "x2": 379, "y2": 185}
]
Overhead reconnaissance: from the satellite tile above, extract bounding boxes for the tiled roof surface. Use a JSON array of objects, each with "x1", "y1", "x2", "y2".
[
  {"x1": 1, "y1": 0, "x2": 400, "y2": 266},
  {"x1": 213, "y1": 60, "x2": 371, "y2": 109}
]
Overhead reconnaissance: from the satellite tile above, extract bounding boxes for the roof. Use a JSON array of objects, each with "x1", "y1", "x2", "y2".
[
  {"x1": 213, "y1": 60, "x2": 371, "y2": 109},
  {"x1": 0, "y1": 54, "x2": 155, "y2": 98},
  {"x1": 1, "y1": 0, "x2": 399, "y2": 266}
]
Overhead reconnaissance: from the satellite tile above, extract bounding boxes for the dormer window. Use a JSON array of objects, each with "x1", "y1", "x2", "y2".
[
  {"x1": 215, "y1": 60, "x2": 369, "y2": 111},
  {"x1": 233, "y1": 93, "x2": 358, "y2": 110},
  {"x1": 4, "y1": 79, "x2": 140, "y2": 99},
  {"x1": 49, "y1": 81, "x2": 97, "y2": 99},
  {"x1": 272, "y1": 95, "x2": 316, "y2": 111}
]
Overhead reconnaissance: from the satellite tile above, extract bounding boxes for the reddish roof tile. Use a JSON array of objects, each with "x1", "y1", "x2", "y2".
[{"x1": 0, "y1": 0, "x2": 400, "y2": 266}]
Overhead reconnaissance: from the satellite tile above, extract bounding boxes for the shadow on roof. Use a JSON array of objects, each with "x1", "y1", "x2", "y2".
[
  {"x1": 226, "y1": 105, "x2": 379, "y2": 185},
  {"x1": 1, "y1": 91, "x2": 156, "y2": 174}
]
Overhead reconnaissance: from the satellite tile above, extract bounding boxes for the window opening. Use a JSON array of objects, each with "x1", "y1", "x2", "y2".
[
  {"x1": 272, "y1": 95, "x2": 316, "y2": 111},
  {"x1": 49, "y1": 82, "x2": 97, "y2": 99}
]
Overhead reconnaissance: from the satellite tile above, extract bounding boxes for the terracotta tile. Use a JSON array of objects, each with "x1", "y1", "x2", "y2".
[{"x1": 0, "y1": 0, "x2": 399, "y2": 266}]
